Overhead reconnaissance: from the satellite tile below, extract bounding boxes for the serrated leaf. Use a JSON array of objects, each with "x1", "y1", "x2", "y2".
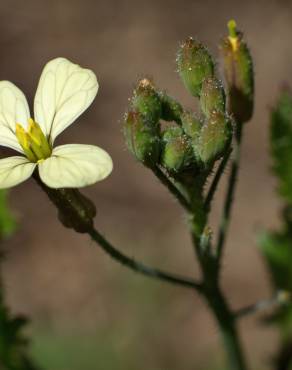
[
  {"x1": 259, "y1": 231, "x2": 292, "y2": 290},
  {"x1": 0, "y1": 297, "x2": 39, "y2": 370},
  {"x1": 271, "y1": 92, "x2": 292, "y2": 203},
  {"x1": 259, "y1": 230, "x2": 292, "y2": 336}
]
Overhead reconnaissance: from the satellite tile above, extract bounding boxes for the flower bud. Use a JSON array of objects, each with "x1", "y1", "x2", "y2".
[
  {"x1": 195, "y1": 111, "x2": 232, "y2": 165},
  {"x1": 158, "y1": 91, "x2": 183, "y2": 124},
  {"x1": 219, "y1": 20, "x2": 254, "y2": 123},
  {"x1": 131, "y1": 78, "x2": 162, "y2": 125},
  {"x1": 181, "y1": 110, "x2": 201, "y2": 140},
  {"x1": 177, "y1": 37, "x2": 214, "y2": 97},
  {"x1": 124, "y1": 111, "x2": 160, "y2": 167},
  {"x1": 200, "y1": 77, "x2": 226, "y2": 118},
  {"x1": 161, "y1": 126, "x2": 194, "y2": 173}
]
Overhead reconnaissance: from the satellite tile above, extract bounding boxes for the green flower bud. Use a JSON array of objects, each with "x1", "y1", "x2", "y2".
[
  {"x1": 131, "y1": 78, "x2": 162, "y2": 124},
  {"x1": 124, "y1": 111, "x2": 160, "y2": 167},
  {"x1": 158, "y1": 91, "x2": 183, "y2": 124},
  {"x1": 181, "y1": 110, "x2": 202, "y2": 140},
  {"x1": 219, "y1": 20, "x2": 254, "y2": 123},
  {"x1": 161, "y1": 126, "x2": 194, "y2": 173},
  {"x1": 200, "y1": 77, "x2": 226, "y2": 118},
  {"x1": 177, "y1": 37, "x2": 214, "y2": 97},
  {"x1": 195, "y1": 111, "x2": 232, "y2": 165}
]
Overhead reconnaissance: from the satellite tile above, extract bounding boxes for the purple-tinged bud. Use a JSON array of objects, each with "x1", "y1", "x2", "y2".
[
  {"x1": 161, "y1": 126, "x2": 194, "y2": 173},
  {"x1": 131, "y1": 78, "x2": 162, "y2": 125},
  {"x1": 195, "y1": 111, "x2": 232, "y2": 165},
  {"x1": 123, "y1": 111, "x2": 161, "y2": 167},
  {"x1": 177, "y1": 37, "x2": 214, "y2": 97},
  {"x1": 200, "y1": 77, "x2": 226, "y2": 118}
]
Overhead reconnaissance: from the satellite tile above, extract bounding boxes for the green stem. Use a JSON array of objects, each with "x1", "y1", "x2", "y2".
[
  {"x1": 151, "y1": 165, "x2": 191, "y2": 212},
  {"x1": 204, "y1": 148, "x2": 232, "y2": 213},
  {"x1": 190, "y1": 198, "x2": 247, "y2": 370},
  {"x1": 204, "y1": 284, "x2": 247, "y2": 370},
  {"x1": 216, "y1": 123, "x2": 243, "y2": 263},
  {"x1": 89, "y1": 228, "x2": 202, "y2": 291},
  {"x1": 35, "y1": 177, "x2": 201, "y2": 291}
]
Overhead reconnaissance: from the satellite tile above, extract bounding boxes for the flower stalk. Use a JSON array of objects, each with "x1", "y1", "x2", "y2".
[{"x1": 0, "y1": 19, "x2": 260, "y2": 370}]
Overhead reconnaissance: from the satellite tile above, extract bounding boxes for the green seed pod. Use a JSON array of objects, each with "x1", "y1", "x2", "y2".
[
  {"x1": 195, "y1": 111, "x2": 232, "y2": 165},
  {"x1": 177, "y1": 37, "x2": 214, "y2": 97},
  {"x1": 219, "y1": 20, "x2": 254, "y2": 123},
  {"x1": 34, "y1": 175, "x2": 96, "y2": 233},
  {"x1": 123, "y1": 111, "x2": 161, "y2": 167},
  {"x1": 161, "y1": 126, "x2": 194, "y2": 173},
  {"x1": 200, "y1": 77, "x2": 226, "y2": 118},
  {"x1": 158, "y1": 91, "x2": 183, "y2": 124},
  {"x1": 181, "y1": 110, "x2": 202, "y2": 140},
  {"x1": 131, "y1": 78, "x2": 162, "y2": 125}
]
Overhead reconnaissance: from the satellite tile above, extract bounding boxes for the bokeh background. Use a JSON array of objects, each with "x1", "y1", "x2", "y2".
[{"x1": 1, "y1": 0, "x2": 292, "y2": 369}]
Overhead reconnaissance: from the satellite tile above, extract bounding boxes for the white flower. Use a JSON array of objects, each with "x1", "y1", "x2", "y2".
[{"x1": 0, "y1": 57, "x2": 113, "y2": 189}]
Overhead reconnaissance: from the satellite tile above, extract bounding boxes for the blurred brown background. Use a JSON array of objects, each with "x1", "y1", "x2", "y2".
[{"x1": 0, "y1": 0, "x2": 291, "y2": 369}]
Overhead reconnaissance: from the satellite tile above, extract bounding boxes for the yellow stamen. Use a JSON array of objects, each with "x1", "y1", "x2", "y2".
[
  {"x1": 28, "y1": 118, "x2": 42, "y2": 146},
  {"x1": 15, "y1": 119, "x2": 52, "y2": 162},
  {"x1": 15, "y1": 124, "x2": 37, "y2": 162}
]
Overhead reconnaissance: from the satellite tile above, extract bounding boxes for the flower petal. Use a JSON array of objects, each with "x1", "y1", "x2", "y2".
[
  {"x1": 34, "y1": 58, "x2": 98, "y2": 144},
  {"x1": 0, "y1": 81, "x2": 30, "y2": 152},
  {"x1": 0, "y1": 156, "x2": 36, "y2": 189},
  {"x1": 38, "y1": 144, "x2": 113, "y2": 188}
]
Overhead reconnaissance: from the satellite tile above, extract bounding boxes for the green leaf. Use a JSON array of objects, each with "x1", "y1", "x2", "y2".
[
  {"x1": 271, "y1": 92, "x2": 292, "y2": 203},
  {"x1": 259, "y1": 231, "x2": 292, "y2": 291},
  {"x1": 0, "y1": 297, "x2": 39, "y2": 370},
  {"x1": 259, "y1": 230, "x2": 292, "y2": 338}
]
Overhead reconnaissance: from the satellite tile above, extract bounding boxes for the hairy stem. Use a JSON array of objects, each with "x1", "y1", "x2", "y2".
[
  {"x1": 89, "y1": 228, "x2": 202, "y2": 291},
  {"x1": 190, "y1": 199, "x2": 247, "y2": 370},
  {"x1": 216, "y1": 123, "x2": 243, "y2": 263},
  {"x1": 234, "y1": 291, "x2": 288, "y2": 319},
  {"x1": 35, "y1": 177, "x2": 203, "y2": 291},
  {"x1": 204, "y1": 284, "x2": 248, "y2": 370},
  {"x1": 151, "y1": 165, "x2": 191, "y2": 212},
  {"x1": 204, "y1": 148, "x2": 232, "y2": 213}
]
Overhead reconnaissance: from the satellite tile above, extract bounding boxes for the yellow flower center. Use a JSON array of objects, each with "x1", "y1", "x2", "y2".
[{"x1": 15, "y1": 119, "x2": 52, "y2": 162}]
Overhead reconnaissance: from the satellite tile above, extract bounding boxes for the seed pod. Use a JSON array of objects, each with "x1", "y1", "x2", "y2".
[
  {"x1": 131, "y1": 78, "x2": 162, "y2": 125},
  {"x1": 200, "y1": 77, "x2": 226, "y2": 118},
  {"x1": 177, "y1": 37, "x2": 214, "y2": 97},
  {"x1": 123, "y1": 111, "x2": 161, "y2": 167},
  {"x1": 181, "y1": 110, "x2": 202, "y2": 141},
  {"x1": 161, "y1": 126, "x2": 194, "y2": 173},
  {"x1": 195, "y1": 111, "x2": 232, "y2": 165},
  {"x1": 34, "y1": 174, "x2": 96, "y2": 233},
  {"x1": 219, "y1": 20, "x2": 254, "y2": 123}
]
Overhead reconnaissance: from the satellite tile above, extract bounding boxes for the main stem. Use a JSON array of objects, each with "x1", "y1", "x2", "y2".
[
  {"x1": 190, "y1": 173, "x2": 247, "y2": 370},
  {"x1": 203, "y1": 282, "x2": 247, "y2": 370}
]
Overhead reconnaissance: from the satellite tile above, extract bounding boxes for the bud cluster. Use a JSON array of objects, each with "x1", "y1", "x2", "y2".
[{"x1": 123, "y1": 21, "x2": 253, "y2": 176}]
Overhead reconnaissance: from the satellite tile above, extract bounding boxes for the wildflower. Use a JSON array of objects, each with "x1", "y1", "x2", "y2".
[{"x1": 0, "y1": 57, "x2": 113, "y2": 189}]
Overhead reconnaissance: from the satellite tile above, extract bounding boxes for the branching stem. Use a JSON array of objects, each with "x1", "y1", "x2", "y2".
[
  {"x1": 89, "y1": 228, "x2": 202, "y2": 291},
  {"x1": 216, "y1": 123, "x2": 243, "y2": 264},
  {"x1": 151, "y1": 165, "x2": 191, "y2": 212},
  {"x1": 234, "y1": 291, "x2": 291, "y2": 319},
  {"x1": 204, "y1": 148, "x2": 232, "y2": 213}
]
